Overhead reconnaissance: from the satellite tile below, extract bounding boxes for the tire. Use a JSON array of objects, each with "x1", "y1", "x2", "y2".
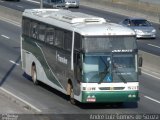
[
  {"x1": 31, "y1": 65, "x2": 38, "y2": 85},
  {"x1": 69, "y1": 84, "x2": 76, "y2": 105},
  {"x1": 116, "y1": 102, "x2": 123, "y2": 107}
]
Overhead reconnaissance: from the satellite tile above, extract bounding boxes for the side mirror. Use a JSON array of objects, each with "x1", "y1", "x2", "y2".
[{"x1": 138, "y1": 56, "x2": 143, "y2": 67}]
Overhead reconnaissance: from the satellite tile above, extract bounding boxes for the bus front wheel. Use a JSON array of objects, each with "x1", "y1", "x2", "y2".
[
  {"x1": 31, "y1": 65, "x2": 38, "y2": 85},
  {"x1": 68, "y1": 83, "x2": 76, "y2": 105}
]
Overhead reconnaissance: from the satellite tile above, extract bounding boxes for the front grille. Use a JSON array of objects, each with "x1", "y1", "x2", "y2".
[{"x1": 99, "y1": 87, "x2": 125, "y2": 90}]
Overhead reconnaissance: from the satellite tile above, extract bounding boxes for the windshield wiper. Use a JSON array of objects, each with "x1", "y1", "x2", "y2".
[
  {"x1": 114, "y1": 67, "x2": 127, "y2": 83},
  {"x1": 98, "y1": 57, "x2": 110, "y2": 84}
]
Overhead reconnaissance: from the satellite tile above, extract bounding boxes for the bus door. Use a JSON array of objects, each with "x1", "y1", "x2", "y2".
[{"x1": 74, "y1": 51, "x2": 82, "y2": 95}]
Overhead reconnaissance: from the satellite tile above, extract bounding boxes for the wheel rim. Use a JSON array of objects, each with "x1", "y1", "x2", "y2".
[
  {"x1": 32, "y1": 66, "x2": 37, "y2": 84},
  {"x1": 70, "y1": 89, "x2": 74, "y2": 99},
  {"x1": 32, "y1": 71, "x2": 37, "y2": 83}
]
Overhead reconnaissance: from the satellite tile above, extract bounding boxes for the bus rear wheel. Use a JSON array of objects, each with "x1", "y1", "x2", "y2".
[{"x1": 31, "y1": 65, "x2": 38, "y2": 85}]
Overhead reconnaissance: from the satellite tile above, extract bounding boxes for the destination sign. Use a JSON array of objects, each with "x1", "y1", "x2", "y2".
[{"x1": 112, "y1": 49, "x2": 133, "y2": 52}]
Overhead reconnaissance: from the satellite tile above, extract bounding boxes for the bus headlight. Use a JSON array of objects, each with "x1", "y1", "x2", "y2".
[
  {"x1": 152, "y1": 29, "x2": 156, "y2": 33},
  {"x1": 128, "y1": 94, "x2": 136, "y2": 98},
  {"x1": 134, "y1": 29, "x2": 142, "y2": 33}
]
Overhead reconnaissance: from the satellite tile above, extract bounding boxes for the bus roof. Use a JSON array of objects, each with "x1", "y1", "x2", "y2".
[{"x1": 23, "y1": 9, "x2": 135, "y2": 36}]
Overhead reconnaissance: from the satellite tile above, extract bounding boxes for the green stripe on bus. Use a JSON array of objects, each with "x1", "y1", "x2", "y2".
[{"x1": 23, "y1": 37, "x2": 63, "y2": 88}]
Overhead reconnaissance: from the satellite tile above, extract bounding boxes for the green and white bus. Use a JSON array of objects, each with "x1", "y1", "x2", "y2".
[{"x1": 21, "y1": 9, "x2": 142, "y2": 104}]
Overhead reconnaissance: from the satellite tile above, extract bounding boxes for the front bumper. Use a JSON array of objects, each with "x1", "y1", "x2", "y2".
[
  {"x1": 81, "y1": 91, "x2": 139, "y2": 103},
  {"x1": 136, "y1": 32, "x2": 156, "y2": 38}
]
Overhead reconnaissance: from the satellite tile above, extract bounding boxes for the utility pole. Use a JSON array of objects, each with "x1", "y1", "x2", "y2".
[{"x1": 40, "y1": 0, "x2": 43, "y2": 8}]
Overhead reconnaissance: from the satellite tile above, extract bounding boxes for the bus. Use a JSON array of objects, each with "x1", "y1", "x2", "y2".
[{"x1": 21, "y1": 9, "x2": 142, "y2": 105}]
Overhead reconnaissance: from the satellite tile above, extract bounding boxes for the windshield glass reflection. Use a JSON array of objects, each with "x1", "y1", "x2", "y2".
[{"x1": 83, "y1": 53, "x2": 137, "y2": 83}]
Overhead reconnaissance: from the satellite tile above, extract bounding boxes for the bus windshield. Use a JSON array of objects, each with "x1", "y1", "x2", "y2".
[
  {"x1": 112, "y1": 53, "x2": 137, "y2": 83},
  {"x1": 83, "y1": 36, "x2": 137, "y2": 52},
  {"x1": 83, "y1": 53, "x2": 137, "y2": 83}
]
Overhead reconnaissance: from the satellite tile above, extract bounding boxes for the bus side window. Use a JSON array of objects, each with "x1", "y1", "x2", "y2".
[
  {"x1": 38, "y1": 24, "x2": 46, "y2": 42},
  {"x1": 23, "y1": 18, "x2": 30, "y2": 36},
  {"x1": 32, "y1": 23, "x2": 39, "y2": 39},
  {"x1": 55, "y1": 29, "x2": 64, "y2": 48},
  {"x1": 64, "y1": 31, "x2": 72, "y2": 51},
  {"x1": 45, "y1": 27, "x2": 55, "y2": 45}
]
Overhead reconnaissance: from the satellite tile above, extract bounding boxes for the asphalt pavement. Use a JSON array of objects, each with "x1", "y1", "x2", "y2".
[
  {"x1": 0, "y1": 88, "x2": 32, "y2": 114},
  {"x1": 0, "y1": 7, "x2": 29, "y2": 114}
]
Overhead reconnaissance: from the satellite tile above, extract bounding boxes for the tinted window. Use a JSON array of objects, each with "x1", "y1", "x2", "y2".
[
  {"x1": 75, "y1": 33, "x2": 81, "y2": 50},
  {"x1": 30, "y1": 21, "x2": 39, "y2": 39},
  {"x1": 38, "y1": 24, "x2": 46, "y2": 41},
  {"x1": 45, "y1": 27, "x2": 55, "y2": 45},
  {"x1": 131, "y1": 19, "x2": 151, "y2": 26},
  {"x1": 83, "y1": 36, "x2": 137, "y2": 52},
  {"x1": 123, "y1": 19, "x2": 129, "y2": 25},
  {"x1": 55, "y1": 29, "x2": 64, "y2": 48},
  {"x1": 64, "y1": 31, "x2": 72, "y2": 51},
  {"x1": 22, "y1": 18, "x2": 30, "y2": 36}
]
